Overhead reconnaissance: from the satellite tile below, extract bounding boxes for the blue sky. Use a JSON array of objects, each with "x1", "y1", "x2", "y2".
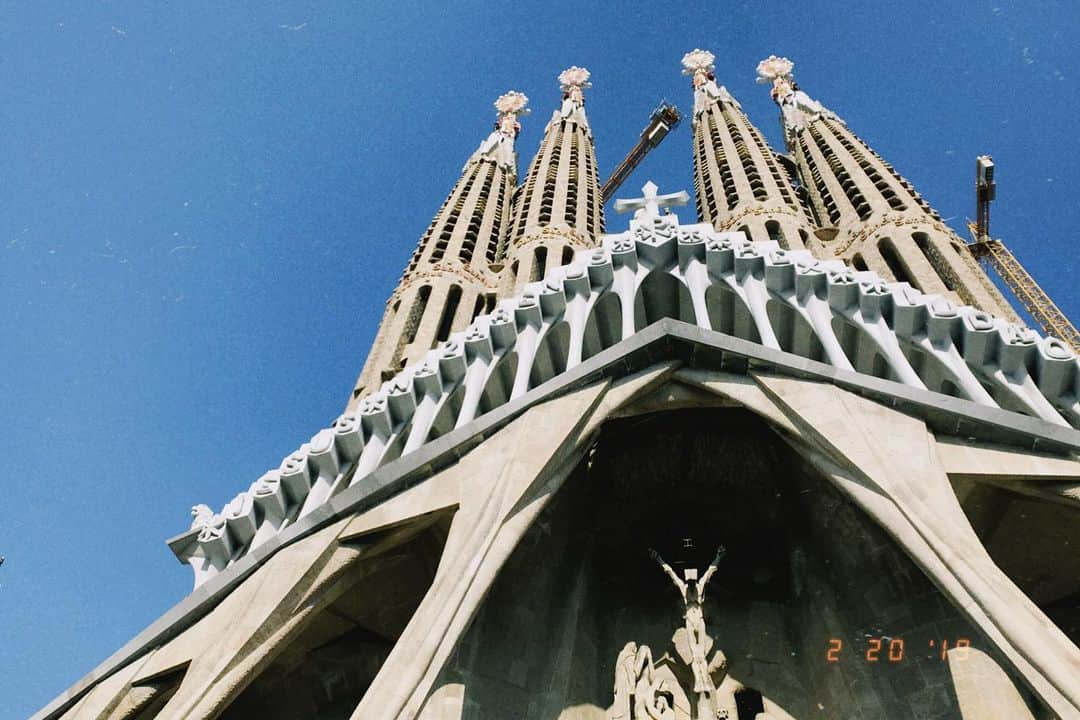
[{"x1": 2, "y1": 2, "x2": 1078, "y2": 717}]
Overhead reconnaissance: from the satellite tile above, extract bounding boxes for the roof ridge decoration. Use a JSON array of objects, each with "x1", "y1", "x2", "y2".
[
  {"x1": 557, "y1": 65, "x2": 591, "y2": 125},
  {"x1": 466, "y1": 90, "x2": 529, "y2": 171},
  {"x1": 755, "y1": 55, "x2": 837, "y2": 140},
  {"x1": 178, "y1": 182, "x2": 1080, "y2": 589},
  {"x1": 681, "y1": 48, "x2": 740, "y2": 117}
]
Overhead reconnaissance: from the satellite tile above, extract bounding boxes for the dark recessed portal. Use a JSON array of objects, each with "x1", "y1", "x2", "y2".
[{"x1": 430, "y1": 408, "x2": 1049, "y2": 720}]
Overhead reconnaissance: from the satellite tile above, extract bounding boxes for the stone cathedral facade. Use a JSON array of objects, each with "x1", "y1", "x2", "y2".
[{"x1": 36, "y1": 53, "x2": 1080, "y2": 720}]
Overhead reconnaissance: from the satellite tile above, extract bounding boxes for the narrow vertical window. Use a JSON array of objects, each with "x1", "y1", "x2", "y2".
[
  {"x1": 878, "y1": 238, "x2": 921, "y2": 290},
  {"x1": 531, "y1": 246, "x2": 548, "y2": 282},
  {"x1": 402, "y1": 285, "x2": 432, "y2": 345},
  {"x1": 434, "y1": 284, "x2": 463, "y2": 345},
  {"x1": 766, "y1": 220, "x2": 784, "y2": 245}
]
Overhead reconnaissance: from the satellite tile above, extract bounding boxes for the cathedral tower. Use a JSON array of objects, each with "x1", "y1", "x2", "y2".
[
  {"x1": 756, "y1": 56, "x2": 1016, "y2": 319},
  {"x1": 503, "y1": 67, "x2": 604, "y2": 293},
  {"x1": 348, "y1": 92, "x2": 527, "y2": 405},
  {"x1": 683, "y1": 49, "x2": 814, "y2": 250}
]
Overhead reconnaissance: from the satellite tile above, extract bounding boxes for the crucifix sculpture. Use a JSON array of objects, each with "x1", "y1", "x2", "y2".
[
  {"x1": 614, "y1": 181, "x2": 689, "y2": 221},
  {"x1": 650, "y1": 545, "x2": 726, "y2": 697}
]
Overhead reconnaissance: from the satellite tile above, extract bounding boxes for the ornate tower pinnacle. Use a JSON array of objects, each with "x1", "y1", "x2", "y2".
[
  {"x1": 681, "y1": 48, "x2": 738, "y2": 116},
  {"x1": 348, "y1": 92, "x2": 525, "y2": 405},
  {"x1": 759, "y1": 56, "x2": 1016, "y2": 319},
  {"x1": 503, "y1": 66, "x2": 604, "y2": 293},
  {"x1": 557, "y1": 66, "x2": 591, "y2": 124},
  {"x1": 468, "y1": 91, "x2": 530, "y2": 170},
  {"x1": 756, "y1": 55, "x2": 834, "y2": 145},
  {"x1": 686, "y1": 49, "x2": 814, "y2": 249}
]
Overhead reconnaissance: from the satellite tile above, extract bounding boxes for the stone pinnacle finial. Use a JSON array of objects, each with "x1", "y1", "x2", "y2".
[
  {"x1": 756, "y1": 55, "x2": 796, "y2": 104},
  {"x1": 681, "y1": 49, "x2": 716, "y2": 89},
  {"x1": 558, "y1": 66, "x2": 591, "y2": 105},
  {"x1": 683, "y1": 49, "x2": 737, "y2": 115},
  {"x1": 755, "y1": 55, "x2": 833, "y2": 136},
  {"x1": 494, "y1": 90, "x2": 529, "y2": 139}
]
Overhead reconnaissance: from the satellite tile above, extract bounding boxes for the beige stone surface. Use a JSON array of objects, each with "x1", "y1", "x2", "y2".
[
  {"x1": 55, "y1": 652, "x2": 158, "y2": 720},
  {"x1": 672, "y1": 368, "x2": 803, "y2": 438},
  {"x1": 340, "y1": 469, "x2": 462, "y2": 542},
  {"x1": 948, "y1": 646, "x2": 1036, "y2": 720},
  {"x1": 352, "y1": 379, "x2": 610, "y2": 720},
  {"x1": 416, "y1": 682, "x2": 465, "y2": 720},
  {"x1": 131, "y1": 517, "x2": 357, "y2": 719},
  {"x1": 935, "y1": 434, "x2": 1080, "y2": 509},
  {"x1": 752, "y1": 373, "x2": 1080, "y2": 717}
]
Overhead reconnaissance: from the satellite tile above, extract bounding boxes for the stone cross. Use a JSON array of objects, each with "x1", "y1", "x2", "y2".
[{"x1": 614, "y1": 181, "x2": 689, "y2": 220}]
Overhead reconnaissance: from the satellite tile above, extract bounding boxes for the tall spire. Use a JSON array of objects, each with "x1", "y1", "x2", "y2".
[
  {"x1": 683, "y1": 49, "x2": 814, "y2": 249},
  {"x1": 347, "y1": 93, "x2": 527, "y2": 406},
  {"x1": 759, "y1": 56, "x2": 1016, "y2": 319},
  {"x1": 502, "y1": 66, "x2": 604, "y2": 293}
]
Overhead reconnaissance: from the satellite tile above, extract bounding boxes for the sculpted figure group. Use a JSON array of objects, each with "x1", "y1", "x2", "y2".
[{"x1": 607, "y1": 545, "x2": 778, "y2": 720}]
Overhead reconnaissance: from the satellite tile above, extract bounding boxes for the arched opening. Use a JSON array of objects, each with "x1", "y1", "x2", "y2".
[
  {"x1": 469, "y1": 293, "x2": 486, "y2": 322},
  {"x1": 913, "y1": 232, "x2": 958, "y2": 291},
  {"x1": 218, "y1": 514, "x2": 453, "y2": 720},
  {"x1": 766, "y1": 220, "x2": 784, "y2": 245},
  {"x1": 766, "y1": 300, "x2": 825, "y2": 362},
  {"x1": 434, "y1": 284, "x2": 463, "y2": 345},
  {"x1": 582, "y1": 292, "x2": 623, "y2": 361},
  {"x1": 478, "y1": 352, "x2": 519, "y2": 417},
  {"x1": 705, "y1": 283, "x2": 760, "y2": 343},
  {"x1": 561, "y1": 245, "x2": 575, "y2": 266},
  {"x1": 529, "y1": 322, "x2": 571, "y2": 390},
  {"x1": 531, "y1": 245, "x2": 548, "y2": 282},
  {"x1": 831, "y1": 317, "x2": 892, "y2": 379},
  {"x1": 878, "y1": 238, "x2": 921, "y2": 290},
  {"x1": 425, "y1": 384, "x2": 467, "y2": 443},
  {"x1": 634, "y1": 271, "x2": 695, "y2": 331},
  {"x1": 431, "y1": 409, "x2": 1015, "y2": 719},
  {"x1": 401, "y1": 285, "x2": 432, "y2": 346},
  {"x1": 851, "y1": 253, "x2": 868, "y2": 271}
]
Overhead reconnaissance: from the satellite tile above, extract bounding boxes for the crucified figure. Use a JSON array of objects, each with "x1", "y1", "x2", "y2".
[{"x1": 649, "y1": 545, "x2": 726, "y2": 694}]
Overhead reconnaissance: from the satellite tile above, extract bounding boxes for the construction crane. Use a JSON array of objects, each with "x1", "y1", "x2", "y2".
[
  {"x1": 966, "y1": 155, "x2": 1080, "y2": 350},
  {"x1": 601, "y1": 103, "x2": 681, "y2": 203}
]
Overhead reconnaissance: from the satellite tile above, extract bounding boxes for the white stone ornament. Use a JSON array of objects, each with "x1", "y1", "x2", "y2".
[
  {"x1": 493, "y1": 90, "x2": 529, "y2": 116},
  {"x1": 558, "y1": 65, "x2": 591, "y2": 91},
  {"x1": 755, "y1": 54, "x2": 795, "y2": 82},
  {"x1": 681, "y1": 48, "x2": 716, "y2": 75}
]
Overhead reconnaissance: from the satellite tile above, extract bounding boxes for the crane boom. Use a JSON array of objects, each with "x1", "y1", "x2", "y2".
[
  {"x1": 601, "y1": 103, "x2": 681, "y2": 203},
  {"x1": 967, "y1": 155, "x2": 1079, "y2": 350}
]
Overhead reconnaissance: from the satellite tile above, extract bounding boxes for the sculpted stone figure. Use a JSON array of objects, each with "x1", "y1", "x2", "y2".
[
  {"x1": 650, "y1": 546, "x2": 726, "y2": 694},
  {"x1": 611, "y1": 641, "x2": 656, "y2": 720}
]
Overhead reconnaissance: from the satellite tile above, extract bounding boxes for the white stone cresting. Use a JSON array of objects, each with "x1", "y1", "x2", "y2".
[{"x1": 175, "y1": 183, "x2": 1080, "y2": 588}]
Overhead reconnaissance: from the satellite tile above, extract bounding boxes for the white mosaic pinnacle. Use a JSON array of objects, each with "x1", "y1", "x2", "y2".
[
  {"x1": 180, "y1": 182, "x2": 1080, "y2": 589},
  {"x1": 681, "y1": 48, "x2": 716, "y2": 75},
  {"x1": 755, "y1": 54, "x2": 795, "y2": 83},
  {"x1": 558, "y1": 65, "x2": 591, "y2": 92},
  {"x1": 494, "y1": 90, "x2": 529, "y2": 116}
]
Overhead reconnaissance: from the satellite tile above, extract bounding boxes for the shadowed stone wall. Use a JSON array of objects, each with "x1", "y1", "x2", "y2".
[{"x1": 427, "y1": 409, "x2": 1049, "y2": 719}]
